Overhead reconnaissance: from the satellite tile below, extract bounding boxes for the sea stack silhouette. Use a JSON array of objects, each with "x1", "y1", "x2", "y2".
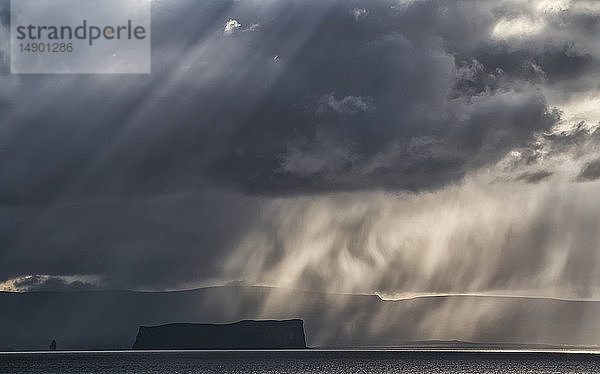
[{"x1": 132, "y1": 319, "x2": 307, "y2": 350}]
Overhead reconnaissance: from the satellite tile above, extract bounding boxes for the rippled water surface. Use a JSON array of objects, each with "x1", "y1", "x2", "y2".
[{"x1": 2, "y1": 351, "x2": 600, "y2": 373}]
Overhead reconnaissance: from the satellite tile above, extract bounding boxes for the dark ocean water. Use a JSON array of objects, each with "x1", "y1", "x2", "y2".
[{"x1": 2, "y1": 350, "x2": 600, "y2": 374}]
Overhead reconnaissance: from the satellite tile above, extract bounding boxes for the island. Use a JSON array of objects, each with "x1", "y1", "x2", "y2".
[{"x1": 132, "y1": 319, "x2": 307, "y2": 350}]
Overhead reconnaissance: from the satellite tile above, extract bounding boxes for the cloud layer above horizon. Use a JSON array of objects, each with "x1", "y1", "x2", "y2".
[{"x1": 2, "y1": 0, "x2": 600, "y2": 300}]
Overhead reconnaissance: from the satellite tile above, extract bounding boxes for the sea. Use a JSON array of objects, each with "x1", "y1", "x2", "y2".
[{"x1": 2, "y1": 350, "x2": 600, "y2": 374}]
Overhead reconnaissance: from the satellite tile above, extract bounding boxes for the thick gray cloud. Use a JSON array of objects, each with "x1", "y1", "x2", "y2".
[
  {"x1": 0, "y1": 0, "x2": 8, "y2": 74},
  {"x1": 0, "y1": 0, "x2": 567, "y2": 202},
  {"x1": 515, "y1": 170, "x2": 554, "y2": 184},
  {"x1": 578, "y1": 158, "x2": 600, "y2": 181},
  {"x1": 1, "y1": 0, "x2": 600, "y2": 298}
]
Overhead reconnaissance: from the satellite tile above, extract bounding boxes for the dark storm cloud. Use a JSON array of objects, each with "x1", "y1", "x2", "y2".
[
  {"x1": 1, "y1": 0, "x2": 599, "y2": 290},
  {"x1": 467, "y1": 43, "x2": 595, "y2": 85},
  {"x1": 0, "y1": 0, "x2": 8, "y2": 73},
  {"x1": 0, "y1": 0, "x2": 7, "y2": 29},
  {"x1": 0, "y1": 0, "x2": 567, "y2": 203},
  {"x1": 201, "y1": 0, "x2": 565, "y2": 194},
  {"x1": 578, "y1": 158, "x2": 600, "y2": 182},
  {"x1": 515, "y1": 170, "x2": 554, "y2": 184},
  {"x1": 0, "y1": 6, "x2": 7, "y2": 26},
  {"x1": 504, "y1": 123, "x2": 600, "y2": 173}
]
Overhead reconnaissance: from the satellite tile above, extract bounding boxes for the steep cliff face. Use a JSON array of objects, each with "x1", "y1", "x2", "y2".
[{"x1": 132, "y1": 319, "x2": 307, "y2": 350}]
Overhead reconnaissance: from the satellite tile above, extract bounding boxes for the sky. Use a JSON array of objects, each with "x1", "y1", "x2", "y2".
[{"x1": 1, "y1": 0, "x2": 600, "y2": 302}]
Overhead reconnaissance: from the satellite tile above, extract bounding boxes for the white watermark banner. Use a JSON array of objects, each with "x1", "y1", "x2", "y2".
[{"x1": 10, "y1": 0, "x2": 151, "y2": 74}]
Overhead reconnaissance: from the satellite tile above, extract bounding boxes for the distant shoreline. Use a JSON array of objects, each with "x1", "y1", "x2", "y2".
[{"x1": 4, "y1": 286, "x2": 600, "y2": 350}]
